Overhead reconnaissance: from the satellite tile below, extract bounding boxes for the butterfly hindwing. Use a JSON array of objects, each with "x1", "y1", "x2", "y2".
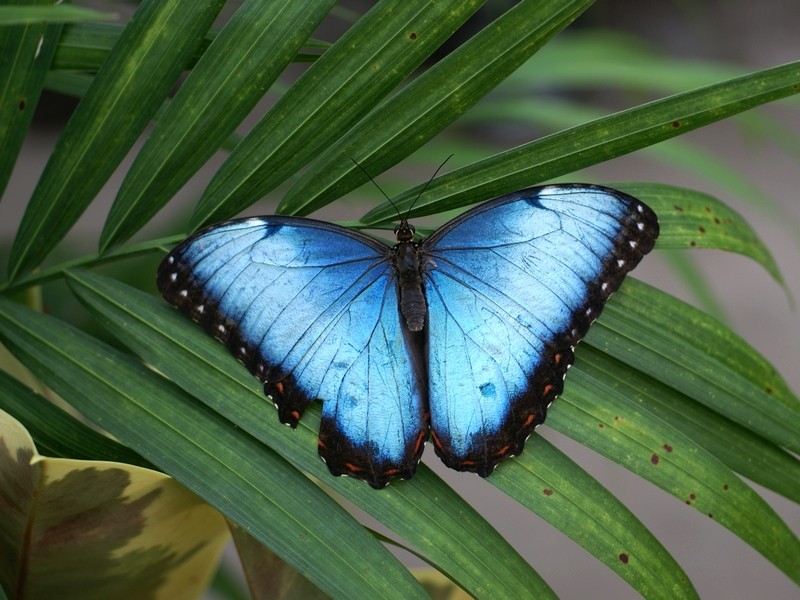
[
  {"x1": 422, "y1": 184, "x2": 659, "y2": 475},
  {"x1": 157, "y1": 217, "x2": 427, "y2": 488}
]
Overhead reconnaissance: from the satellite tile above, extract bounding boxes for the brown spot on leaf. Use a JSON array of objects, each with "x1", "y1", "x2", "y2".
[
  {"x1": 708, "y1": 513, "x2": 714, "y2": 519},
  {"x1": 764, "y1": 386, "x2": 773, "y2": 394},
  {"x1": 689, "y1": 240, "x2": 696, "y2": 247},
  {"x1": 698, "y1": 226, "x2": 706, "y2": 233},
  {"x1": 598, "y1": 423, "x2": 605, "y2": 429},
  {"x1": 543, "y1": 488, "x2": 554, "y2": 496},
  {"x1": 672, "y1": 120, "x2": 681, "y2": 128},
  {"x1": 19, "y1": 99, "x2": 26, "y2": 111},
  {"x1": 662, "y1": 444, "x2": 673, "y2": 452},
  {"x1": 409, "y1": 32, "x2": 417, "y2": 40},
  {"x1": 723, "y1": 484, "x2": 729, "y2": 491},
  {"x1": 714, "y1": 217, "x2": 720, "y2": 224},
  {"x1": 650, "y1": 453, "x2": 659, "y2": 465},
  {"x1": 673, "y1": 205, "x2": 684, "y2": 212},
  {"x1": 619, "y1": 552, "x2": 630, "y2": 564},
  {"x1": 689, "y1": 493, "x2": 696, "y2": 500}
]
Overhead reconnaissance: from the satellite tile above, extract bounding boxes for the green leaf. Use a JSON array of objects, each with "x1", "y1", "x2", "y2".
[
  {"x1": 550, "y1": 354, "x2": 800, "y2": 585},
  {"x1": 0, "y1": 5, "x2": 111, "y2": 25},
  {"x1": 0, "y1": 370, "x2": 152, "y2": 468},
  {"x1": 574, "y1": 346, "x2": 800, "y2": 505},
  {"x1": 279, "y1": 0, "x2": 595, "y2": 216},
  {"x1": 0, "y1": 0, "x2": 62, "y2": 200},
  {"x1": 590, "y1": 280, "x2": 800, "y2": 453},
  {"x1": 64, "y1": 269, "x2": 554, "y2": 599},
  {"x1": 462, "y1": 97, "x2": 772, "y2": 209},
  {"x1": 51, "y1": 22, "x2": 124, "y2": 72},
  {"x1": 0, "y1": 234, "x2": 175, "y2": 295},
  {"x1": 492, "y1": 437, "x2": 697, "y2": 599},
  {"x1": 0, "y1": 298, "x2": 428, "y2": 600},
  {"x1": 360, "y1": 60, "x2": 800, "y2": 224},
  {"x1": 8, "y1": 0, "x2": 226, "y2": 280},
  {"x1": 99, "y1": 0, "x2": 336, "y2": 251},
  {"x1": 615, "y1": 182, "x2": 784, "y2": 285},
  {"x1": 189, "y1": 0, "x2": 485, "y2": 229}
]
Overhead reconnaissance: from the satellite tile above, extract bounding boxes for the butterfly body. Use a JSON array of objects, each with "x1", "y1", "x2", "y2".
[
  {"x1": 394, "y1": 235, "x2": 427, "y2": 332},
  {"x1": 158, "y1": 184, "x2": 658, "y2": 488}
]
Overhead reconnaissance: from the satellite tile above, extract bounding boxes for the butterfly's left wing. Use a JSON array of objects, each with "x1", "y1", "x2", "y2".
[
  {"x1": 157, "y1": 217, "x2": 427, "y2": 488},
  {"x1": 422, "y1": 184, "x2": 659, "y2": 475}
]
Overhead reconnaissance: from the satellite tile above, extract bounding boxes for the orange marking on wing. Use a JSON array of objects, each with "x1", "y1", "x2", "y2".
[
  {"x1": 290, "y1": 410, "x2": 301, "y2": 421},
  {"x1": 542, "y1": 384, "x2": 553, "y2": 396},
  {"x1": 344, "y1": 462, "x2": 363, "y2": 473}
]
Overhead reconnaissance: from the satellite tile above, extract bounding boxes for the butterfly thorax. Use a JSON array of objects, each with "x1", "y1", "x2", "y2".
[{"x1": 393, "y1": 220, "x2": 426, "y2": 332}]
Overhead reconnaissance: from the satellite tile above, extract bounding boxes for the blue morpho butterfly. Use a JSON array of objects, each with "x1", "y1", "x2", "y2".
[{"x1": 157, "y1": 183, "x2": 658, "y2": 488}]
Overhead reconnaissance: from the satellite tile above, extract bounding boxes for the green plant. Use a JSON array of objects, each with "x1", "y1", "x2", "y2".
[{"x1": 1, "y1": 1, "x2": 798, "y2": 598}]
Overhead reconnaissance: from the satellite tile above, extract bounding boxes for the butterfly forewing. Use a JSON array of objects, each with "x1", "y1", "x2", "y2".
[{"x1": 158, "y1": 217, "x2": 428, "y2": 488}]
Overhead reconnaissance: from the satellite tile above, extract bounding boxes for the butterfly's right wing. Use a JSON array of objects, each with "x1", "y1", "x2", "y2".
[
  {"x1": 422, "y1": 185, "x2": 658, "y2": 475},
  {"x1": 157, "y1": 217, "x2": 427, "y2": 488}
]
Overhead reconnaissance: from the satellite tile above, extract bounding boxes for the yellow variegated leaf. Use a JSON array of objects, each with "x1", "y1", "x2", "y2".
[{"x1": 0, "y1": 409, "x2": 229, "y2": 600}]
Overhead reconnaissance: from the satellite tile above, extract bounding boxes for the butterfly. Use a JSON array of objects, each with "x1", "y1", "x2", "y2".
[{"x1": 157, "y1": 184, "x2": 659, "y2": 488}]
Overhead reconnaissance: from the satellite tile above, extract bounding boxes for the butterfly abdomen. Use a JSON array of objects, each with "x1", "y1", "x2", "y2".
[{"x1": 394, "y1": 242, "x2": 426, "y2": 332}]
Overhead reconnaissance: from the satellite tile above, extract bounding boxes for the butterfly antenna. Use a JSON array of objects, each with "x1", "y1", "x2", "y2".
[
  {"x1": 406, "y1": 154, "x2": 454, "y2": 219},
  {"x1": 350, "y1": 158, "x2": 403, "y2": 218}
]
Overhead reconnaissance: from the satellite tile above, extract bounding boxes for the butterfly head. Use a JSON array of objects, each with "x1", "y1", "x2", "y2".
[{"x1": 394, "y1": 219, "x2": 416, "y2": 243}]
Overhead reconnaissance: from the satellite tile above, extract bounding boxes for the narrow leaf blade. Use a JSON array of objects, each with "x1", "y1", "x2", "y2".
[
  {"x1": 9, "y1": 0, "x2": 226, "y2": 279},
  {"x1": 280, "y1": 0, "x2": 595, "y2": 216},
  {"x1": 190, "y1": 0, "x2": 484, "y2": 228},
  {"x1": 361, "y1": 61, "x2": 800, "y2": 224},
  {"x1": 100, "y1": 0, "x2": 336, "y2": 251}
]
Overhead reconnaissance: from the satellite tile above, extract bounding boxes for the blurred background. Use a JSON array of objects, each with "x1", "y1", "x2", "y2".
[{"x1": 2, "y1": 1, "x2": 798, "y2": 598}]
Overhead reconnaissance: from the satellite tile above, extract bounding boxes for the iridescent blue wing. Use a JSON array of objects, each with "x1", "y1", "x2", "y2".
[
  {"x1": 157, "y1": 217, "x2": 427, "y2": 488},
  {"x1": 422, "y1": 184, "x2": 659, "y2": 475}
]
